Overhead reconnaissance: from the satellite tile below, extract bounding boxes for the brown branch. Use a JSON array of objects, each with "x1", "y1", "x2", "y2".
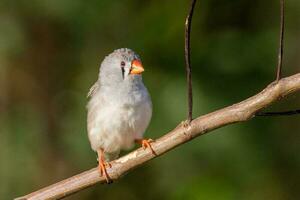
[
  {"x1": 16, "y1": 72, "x2": 300, "y2": 200},
  {"x1": 276, "y1": 0, "x2": 285, "y2": 81},
  {"x1": 185, "y1": 0, "x2": 196, "y2": 122},
  {"x1": 259, "y1": 0, "x2": 300, "y2": 116},
  {"x1": 256, "y1": 109, "x2": 300, "y2": 116}
]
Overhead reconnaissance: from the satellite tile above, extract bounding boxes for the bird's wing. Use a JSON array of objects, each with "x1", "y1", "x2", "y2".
[{"x1": 87, "y1": 82, "x2": 99, "y2": 98}]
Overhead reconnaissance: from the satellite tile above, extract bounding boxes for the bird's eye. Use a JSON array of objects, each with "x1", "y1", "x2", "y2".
[{"x1": 121, "y1": 61, "x2": 125, "y2": 67}]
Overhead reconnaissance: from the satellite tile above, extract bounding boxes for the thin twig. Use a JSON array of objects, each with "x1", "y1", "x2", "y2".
[
  {"x1": 259, "y1": 0, "x2": 300, "y2": 116},
  {"x1": 185, "y1": 0, "x2": 197, "y2": 122},
  {"x1": 276, "y1": 0, "x2": 285, "y2": 81},
  {"x1": 256, "y1": 109, "x2": 300, "y2": 116},
  {"x1": 16, "y1": 73, "x2": 300, "y2": 200}
]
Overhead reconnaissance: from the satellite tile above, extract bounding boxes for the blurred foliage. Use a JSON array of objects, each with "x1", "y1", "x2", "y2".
[{"x1": 0, "y1": 0, "x2": 300, "y2": 199}]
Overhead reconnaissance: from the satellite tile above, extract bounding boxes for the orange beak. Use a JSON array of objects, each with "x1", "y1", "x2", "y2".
[{"x1": 130, "y1": 59, "x2": 144, "y2": 75}]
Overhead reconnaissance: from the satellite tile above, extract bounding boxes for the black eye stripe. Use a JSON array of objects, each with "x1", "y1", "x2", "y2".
[{"x1": 120, "y1": 61, "x2": 125, "y2": 79}]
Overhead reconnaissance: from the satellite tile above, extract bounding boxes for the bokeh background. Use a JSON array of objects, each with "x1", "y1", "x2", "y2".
[{"x1": 1, "y1": 0, "x2": 300, "y2": 199}]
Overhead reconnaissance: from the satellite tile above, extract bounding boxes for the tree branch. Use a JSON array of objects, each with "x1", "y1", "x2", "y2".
[
  {"x1": 185, "y1": 0, "x2": 197, "y2": 122},
  {"x1": 276, "y1": 0, "x2": 285, "y2": 81},
  {"x1": 256, "y1": 109, "x2": 300, "y2": 116},
  {"x1": 258, "y1": 0, "x2": 300, "y2": 116},
  {"x1": 16, "y1": 72, "x2": 300, "y2": 200}
]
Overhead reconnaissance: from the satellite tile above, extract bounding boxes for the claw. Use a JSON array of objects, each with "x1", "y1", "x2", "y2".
[
  {"x1": 136, "y1": 138, "x2": 157, "y2": 156},
  {"x1": 97, "y1": 149, "x2": 112, "y2": 184},
  {"x1": 98, "y1": 161, "x2": 112, "y2": 183}
]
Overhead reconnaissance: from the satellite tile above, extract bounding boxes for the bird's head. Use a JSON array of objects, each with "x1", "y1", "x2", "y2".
[{"x1": 99, "y1": 48, "x2": 145, "y2": 86}]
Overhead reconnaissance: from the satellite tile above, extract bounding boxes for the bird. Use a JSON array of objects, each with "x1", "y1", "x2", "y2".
[{"x1": 87, "y1": 48, "x2": 155, "y2": 183}]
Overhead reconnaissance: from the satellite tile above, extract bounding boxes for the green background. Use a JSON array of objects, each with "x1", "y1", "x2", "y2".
[{"x1": 0, "y1": 0, "x2": 299, "y2": 199}]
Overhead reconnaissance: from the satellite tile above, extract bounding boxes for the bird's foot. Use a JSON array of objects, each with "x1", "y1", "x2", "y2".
[
  {"x1": 135, "y1": 138, "x2": 157, "y2": 155},
  {"x1": 98, "y1": 160, "x2": 112, "y2": 184},
  {"x1": 97, "y1": 148, "x2": 112, "y2": 184}
]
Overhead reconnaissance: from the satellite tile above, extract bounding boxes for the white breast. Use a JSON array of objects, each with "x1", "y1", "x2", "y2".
[{"x1": 87, "y1": 84, "x2": 152, "y2": 155}]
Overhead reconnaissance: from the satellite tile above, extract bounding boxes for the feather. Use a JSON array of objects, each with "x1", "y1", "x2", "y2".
[{"x1": 87, "y1": 82, "x2": 99, "y2": 98}]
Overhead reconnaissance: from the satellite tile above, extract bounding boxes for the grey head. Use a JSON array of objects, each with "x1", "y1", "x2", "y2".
[{"x1": 99, "y1": 48, "x2": 145, "y2": 87}]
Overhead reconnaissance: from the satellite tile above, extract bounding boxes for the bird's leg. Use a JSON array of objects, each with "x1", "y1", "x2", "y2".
[
  {"x1": 135, "y1": 138, "x2": 157, "y2": 155},
  {"x1": 97, "y1": 148, "x2": 112, "y2": 184}
]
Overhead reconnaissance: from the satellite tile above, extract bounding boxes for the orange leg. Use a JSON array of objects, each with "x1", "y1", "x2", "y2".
[
  {"x1": 135, "y1": 138, "x2": 157, "y2": 156},
  {"x1": 97, "y1": 148, "x2": 112, "y2": 184}
]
